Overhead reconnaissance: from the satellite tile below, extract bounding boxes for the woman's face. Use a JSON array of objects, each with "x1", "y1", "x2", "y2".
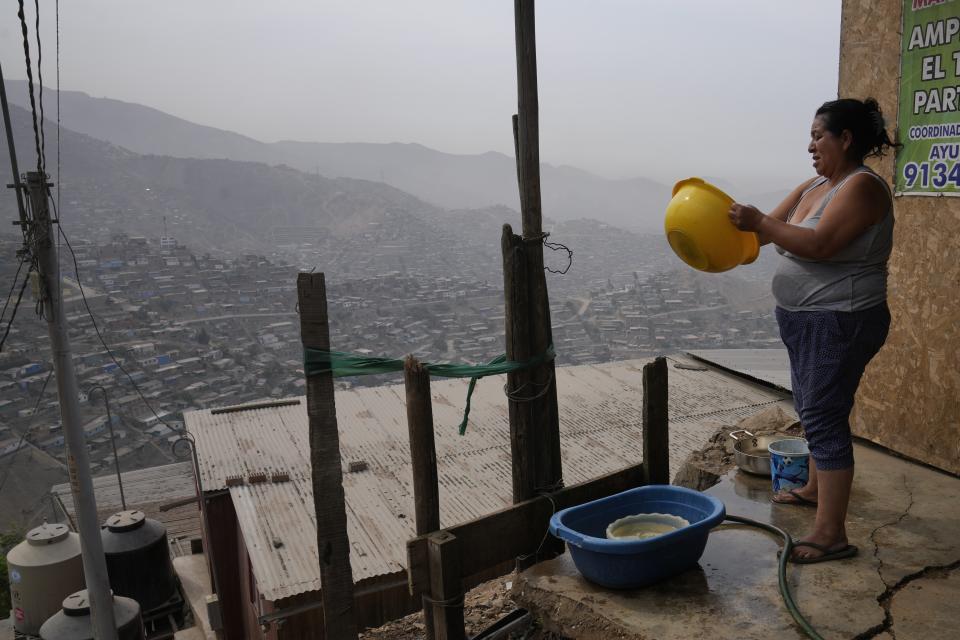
[{"x1": 808, "y1": 115, "x2": 851, "y2": 176}]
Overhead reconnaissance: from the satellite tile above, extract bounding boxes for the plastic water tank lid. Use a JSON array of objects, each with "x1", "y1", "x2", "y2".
[
  {"x1": 106, "y1": 509, "x2": 146, "y2": 533},
  {"x1": 26, "y1": 522, "x2": 70, "y2": 545},
  {"x1": 62, "y1": 589, "x2": 92, "y2": 617}
]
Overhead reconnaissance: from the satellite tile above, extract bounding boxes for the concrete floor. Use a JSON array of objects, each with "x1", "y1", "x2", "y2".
[
  {"x1": 173, "y1": 553, "x2": 219, "y2": 640},
  {"x1": 512, "y1": 442, "x2": 960, "y2": 639}
]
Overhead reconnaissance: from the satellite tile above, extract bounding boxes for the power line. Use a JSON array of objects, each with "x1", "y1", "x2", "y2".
[
  {"x1": 0, "y1": 368, "x2": 54, "y2": 495},
  {"x1": 0, "y1": 268, "x2": 30, "y2": 353},
  {"x1": 34, "y1": 0, "x2": 46, "y2": 174},
  {"x1": 56, "y1": 216, "x2": 176, "y2": 432},
  {"x1": 1, "y1": 255, "x2": 27, "y2": 325},
  {"x1": 16, "y1": 0, "x2": 43, "y2": 174},
  {"x1": 56, "y1": 0, "x2": 61, "y2": 215}
]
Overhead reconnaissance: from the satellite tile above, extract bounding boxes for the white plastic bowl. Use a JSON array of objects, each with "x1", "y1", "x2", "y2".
[{"x1": 605, "y1": 512, "x2": 691, "y2": 541}]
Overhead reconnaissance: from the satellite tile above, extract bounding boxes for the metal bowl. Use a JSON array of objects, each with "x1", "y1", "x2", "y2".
[{"x1": 729, "y1": 430, "x2": 802, "y2": 476}]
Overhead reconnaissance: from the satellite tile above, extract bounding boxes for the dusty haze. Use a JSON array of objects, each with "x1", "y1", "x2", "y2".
[{"x1": 0, "y1": 1, "x2": 841, "y2": 195}]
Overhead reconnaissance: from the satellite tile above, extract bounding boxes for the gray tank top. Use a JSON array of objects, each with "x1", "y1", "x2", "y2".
[{"x1": 772, "y1": 167, "x2": 894, "y2": 312}]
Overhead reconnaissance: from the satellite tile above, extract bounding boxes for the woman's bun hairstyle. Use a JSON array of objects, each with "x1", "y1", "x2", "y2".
[{"x1": 816, "y1": 97, "x2": 901, "y2": 161}]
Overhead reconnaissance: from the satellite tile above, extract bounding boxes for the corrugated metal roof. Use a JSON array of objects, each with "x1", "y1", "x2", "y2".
[
  {"x1": 185, "y1": 354, "x2": 790, "y2": 601},
  {"x1": 52, "y1": 461, "x2": 201, "y2": 543},
  {"x1": 687, "y1": 348, "x2": 792, "y2": 392}
]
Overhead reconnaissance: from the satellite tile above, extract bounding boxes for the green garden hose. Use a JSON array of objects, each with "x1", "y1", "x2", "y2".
[{"x1": 724, "y1": 514, "x2": 825, "y2": 640}]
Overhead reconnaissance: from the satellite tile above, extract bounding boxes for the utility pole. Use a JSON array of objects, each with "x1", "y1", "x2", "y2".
[{"x1": 25, "y1": 172, "x2": 119, "y2": 639}]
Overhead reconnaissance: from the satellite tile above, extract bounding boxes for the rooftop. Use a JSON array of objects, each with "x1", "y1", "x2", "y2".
[
  {"x1": 185, "y1": 353, "x2": 793, "y2": 601},
  {"x1": 51, "y1": 461, "x2": 201, "y2": 551}
]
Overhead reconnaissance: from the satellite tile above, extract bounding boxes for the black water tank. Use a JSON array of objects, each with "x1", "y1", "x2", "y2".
[
  {"x1": 38, "y1": 589, "x2": 144, "y2": 640},
  {"x1": 101, "y1": 510, "x2": 177, "y2": 612}
]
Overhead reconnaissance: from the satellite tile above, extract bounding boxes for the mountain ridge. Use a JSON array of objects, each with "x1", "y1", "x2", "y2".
[{"x1": 3, "y1": 80, "x2": 679, "y2": 231}]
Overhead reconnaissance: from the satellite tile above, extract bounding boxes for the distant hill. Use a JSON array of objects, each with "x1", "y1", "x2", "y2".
[
  {"x1": 3, "y1": 80, "x2": 674, "y2": 231},
  {"x1": 0, "y1": 103, "x2": 460, "y2": 253}
]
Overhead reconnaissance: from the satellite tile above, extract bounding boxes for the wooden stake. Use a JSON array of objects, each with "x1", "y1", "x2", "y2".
[
  {"x1": 511, "y1": 0, "x2": 563, "y2": 500},
  {"x1": 297, "y1": 273, "x2": 357, "y2": 640},
  {"x1": 404, "y1": 356, "x2": 440, "y2": 639},
  {"x1": 501, "y1": 226, "x2": 535, "y2": 503},
  {"x1": 404, "y1": 357, "x2": 441, "y2": 535},
  {"x1": 642, "y1": 356, "x2": 670, "y2": 486},
  {"x1": 428, "y1": 531, "x2": 465, "y2": 640}
]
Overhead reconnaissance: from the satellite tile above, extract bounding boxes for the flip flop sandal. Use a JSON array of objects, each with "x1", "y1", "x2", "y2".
[
  {"x1": 771, "y1": 489, "x2": 818, "y2": 507},
  {"x1": 790, "y1": 541, "x2": 858, "y2": 564}
]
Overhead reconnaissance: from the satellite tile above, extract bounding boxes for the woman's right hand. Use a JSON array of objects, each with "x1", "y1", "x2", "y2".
[{"x1": 728, "y1": 203, "x2": 765, "y2": 232}]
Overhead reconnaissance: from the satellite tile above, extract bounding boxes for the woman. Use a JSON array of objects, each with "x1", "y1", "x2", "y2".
[{"x1": 728, "y1": 98, "x2": 897, "y2": 563}]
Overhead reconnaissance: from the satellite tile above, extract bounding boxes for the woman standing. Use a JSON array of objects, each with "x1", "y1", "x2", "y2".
[{"x1": 728, "y1": 98, "x2": 898, "y2": 563}]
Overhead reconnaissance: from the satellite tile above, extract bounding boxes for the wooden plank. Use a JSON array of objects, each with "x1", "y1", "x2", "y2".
[
  {"x1": 428, "y1": 532, "x2": 465, "y2": 640},
  {"x1": 404, "y1": 356, "x2": 440, "y2": 639},
  {"x1": 407, "y1": 463, "x2": 644, "y2": 597},
  {"x1": 297, "y1": 273, "x2": 357, "y2": 640},
  {"x1": 642, "y1": 356, "x2": 670, "y2": 486}
]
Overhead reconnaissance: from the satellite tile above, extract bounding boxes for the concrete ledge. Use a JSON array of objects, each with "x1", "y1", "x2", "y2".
[
  {"x1": 173, "y1": 553, "x2": 218, "y2": 640},
  {"x1": 513, "y1": 443, "x2": 960, "y2": 639}
]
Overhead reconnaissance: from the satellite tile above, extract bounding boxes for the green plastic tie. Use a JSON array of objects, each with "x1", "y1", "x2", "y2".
[{"x1": 303, "y1": 345, "x2": 555, "y2": 434}]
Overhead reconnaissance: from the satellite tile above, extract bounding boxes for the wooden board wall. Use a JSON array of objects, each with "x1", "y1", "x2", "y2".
[{"x1": 841, "y1": 0, "x2": 960, "y2": 474}]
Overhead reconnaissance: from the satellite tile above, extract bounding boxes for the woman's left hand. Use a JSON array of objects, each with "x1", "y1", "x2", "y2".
[{"x1": 728, "y1": 203, "x2": 765, "y2": 232}]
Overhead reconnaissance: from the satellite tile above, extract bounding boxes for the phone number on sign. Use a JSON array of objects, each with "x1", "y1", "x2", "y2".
[{"x1": 902, "y1": 161, "x2": 960, "y2": 189}]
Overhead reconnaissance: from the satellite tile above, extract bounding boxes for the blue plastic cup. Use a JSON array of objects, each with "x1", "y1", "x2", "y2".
[{"x1": 768, "y1": 438, "x2": 810, "y2": 493}]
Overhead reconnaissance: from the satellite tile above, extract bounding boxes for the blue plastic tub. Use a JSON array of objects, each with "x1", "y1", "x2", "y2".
[{"x1": 548, "y1": 485, "x2": 725, "y2": 589}]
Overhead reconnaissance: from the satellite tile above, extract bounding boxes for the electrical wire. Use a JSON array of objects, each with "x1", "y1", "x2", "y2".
[
  {"x1": 0, "y1": 368, "x2": 54, "y2": 495},
  {"x1": 55, "y1": 215, "x2": 176, "y2": 432},
  {"x1": 0, "y1": 268, "x2": 31, "y2": 353},
  {"x1": 1, "y1": 255, "x2": 27, "y2": 326},
  {"x1": 16, "y1": 0, "x2": 43, "y2": 175},
  {"x1": 56, "y1": 0, "x2": 61, "y2": 215},
  {"x1": 33, "y1": 0, "x2": 45, "y2": 174}
]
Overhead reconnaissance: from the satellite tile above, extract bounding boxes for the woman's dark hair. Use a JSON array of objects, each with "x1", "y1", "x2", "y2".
[{"x1": 815, "y1": 97, "x2": 900, "y2": 162}]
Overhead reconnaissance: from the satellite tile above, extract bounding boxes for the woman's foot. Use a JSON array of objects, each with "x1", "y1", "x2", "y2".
[
  {"x1": 771, "y1": 487, "x2": 818, "y2": 507},
  {"x1": 790, "y1": 531, "x2": 855, "y2": 563},
  {"x1": 790, "y1": 541, "x2": 858, "y2": 564}
]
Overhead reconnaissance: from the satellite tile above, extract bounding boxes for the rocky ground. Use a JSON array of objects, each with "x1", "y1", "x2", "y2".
[
  {"x1": 672, "y1": 405, "x2": 801, "y2": 490},
  {"x1": 359, "y1": 574, "x2": 564, "y2": 639}
]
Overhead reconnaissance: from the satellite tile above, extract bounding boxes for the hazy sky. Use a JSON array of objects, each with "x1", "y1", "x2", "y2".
[{"x1": 1, "y1": 1, "x2": 841, "y2": 193}]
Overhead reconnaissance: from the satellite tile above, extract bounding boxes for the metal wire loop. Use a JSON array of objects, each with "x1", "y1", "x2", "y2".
[{"x1": 503, "y1": 370, "x2": 554, "y2": 403}]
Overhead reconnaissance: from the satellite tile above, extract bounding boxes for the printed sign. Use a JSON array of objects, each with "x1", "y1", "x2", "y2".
[{"x1": 896, "y1": 0, "x2": 960, "y2": 195}]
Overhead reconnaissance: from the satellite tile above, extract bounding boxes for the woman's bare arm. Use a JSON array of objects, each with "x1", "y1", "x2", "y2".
[
  {"x1": 729, "y1": 173, "x2": 888, "y2": 260},
  {"x1": 753, "y1": 177, "x2": 818, "y2": 245}
]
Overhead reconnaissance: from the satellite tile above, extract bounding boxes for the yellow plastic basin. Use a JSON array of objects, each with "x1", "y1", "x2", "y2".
[{"x1": 664, "y1": 177, "x2": 760, "y2": 273}]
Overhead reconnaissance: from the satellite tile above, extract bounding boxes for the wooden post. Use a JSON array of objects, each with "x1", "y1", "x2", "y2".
[
  {"x1": 428, "y1": 531, "x2": 465, "y2": 640},
  {"x1": 642, "y1": 357, "x2": 670, "y2": 485},
  {"x1": 501, "y1": 226, "x2": 535, "y2": 503},
  {"x1": 404, "y1": 356, "x2": 440, "y2": 639},
  {"x1": 510, "y1": 0, "x2": 563, "y2": 500},
  {"x1": 404, "y1": 357, "x2": 441, "y2": 534},
  {"x1": 297, "y1": 273, "x2": 357, "y2": 640}
]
